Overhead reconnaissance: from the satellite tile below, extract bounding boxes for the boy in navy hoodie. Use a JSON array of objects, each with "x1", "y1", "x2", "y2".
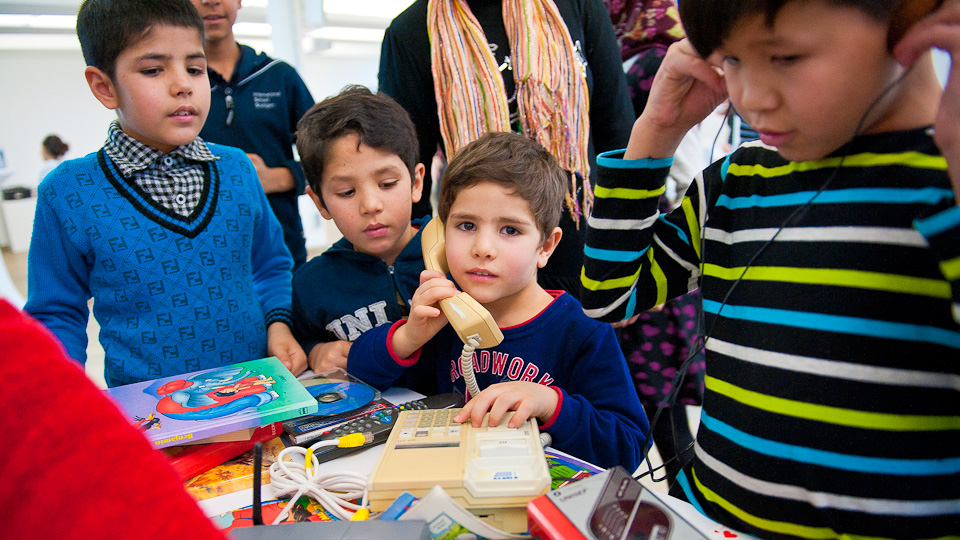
[
  {"x1": 190, "y1": 0, "x2": 315, "y2": 269},
  {"x1": 347, "y1": 132, "x2": 649, "y2": 470},
  {"x1": 291, "y1": 86, "x2": 428, "y2": 375}
]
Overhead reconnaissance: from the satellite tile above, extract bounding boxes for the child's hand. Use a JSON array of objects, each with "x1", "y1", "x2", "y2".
[
  {"x1": 267, "y1": 322, "x2": 308, "y2": 375},
  {"x1": 454, "y1": 381, "x2": 560, "y2": 429},
  {"x1": 626, "y1": 39, "x2": 728, "y2": 160},
  {"x1": 391, "y1": 269, "x2": 461, "y2": 358},
  {"x1": 246, "y1": 153, "x2": 295, "y2": 193},
  {"x1": 894, "y1": 2, "x2": 960, "y2": 203},
  {"x1": 307, "y1": 340, "x2": 351, "y2": 374}
]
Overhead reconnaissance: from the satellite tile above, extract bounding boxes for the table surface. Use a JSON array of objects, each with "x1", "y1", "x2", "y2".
[{"x1": 195, "y1": 387, "x2": 756, "y2": 540}]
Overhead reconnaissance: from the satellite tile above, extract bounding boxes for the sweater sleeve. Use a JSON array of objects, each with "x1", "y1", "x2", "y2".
[
  {"x1": 914, "y1": 205, "x2": 960, "y2": 324},
  {"x1": 246, "y1": 154, "x2": 295, "y2": 326},
  {"x1": 22, "y1": 181, "x2": 92, "y2": 363},
  {"x1": 581, "y1": 150, "x2": 705, "y2": 322},
  {"x1": 543, "y1": 321, "x2": 649, "y2": 471}
]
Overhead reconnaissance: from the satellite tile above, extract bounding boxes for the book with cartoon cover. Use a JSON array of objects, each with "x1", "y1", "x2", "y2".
[{"x1": 105, "y1": 357, "x2": 317, "y2": 449}]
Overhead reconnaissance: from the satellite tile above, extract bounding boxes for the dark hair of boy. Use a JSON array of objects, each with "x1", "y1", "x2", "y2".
[
  {"x1": 680, "y1": 0, "x2": 896, "y2": 58},
  {"x1": 295, "y1": 85, "x2": 419, "y2": 207},
  {"x1": 42, "y1": 135, "x2": 69, "y2": 159},
  {"x1": 438, "y1": 132, "x2": 566, "y2": 241},
  {"x1": 76, "y1": 0, "x2": 205, "y2": 81}
]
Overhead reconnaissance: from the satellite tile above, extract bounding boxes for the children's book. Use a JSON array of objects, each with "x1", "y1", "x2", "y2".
[
  {"x1": 183, "y1": 436, "x2": 286, "y2": 500},
  {"x1": 162, "y1": 421, "x2": 283, "y2": 481},
  {"x1": 105, "y1": 357, "x2": 317, "y2": 449},
  {"x1": 180, "y1": 425, "x2": 262, "y2": 445},
  {"x1": 210, "y1": 497, "x2": 338, "y2": 532}
]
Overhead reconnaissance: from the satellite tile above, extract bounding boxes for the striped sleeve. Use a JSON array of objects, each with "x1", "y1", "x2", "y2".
[
  {"x1": 581, "y1": 149, "x2": 705, "y2": 321},
  {"x1": 915, "y1": 204, "x2": 960, "y2": 324}
]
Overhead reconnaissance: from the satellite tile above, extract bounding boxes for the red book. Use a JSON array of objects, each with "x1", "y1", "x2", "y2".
[
  {"x1": 527, "y1": 494, "x2": 588, "y2": 540},
  {"x1": 162, "y1": 421, "x2": 282, "y2": 481}
]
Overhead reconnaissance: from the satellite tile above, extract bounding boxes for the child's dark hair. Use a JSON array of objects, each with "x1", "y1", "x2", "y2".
[
  {"x1": 296, "y1": 85, "x2": 419, "y2": 206},
  {"x1": 680, "y1": 0, "x2": 898, "y2": 58},
  {"x1": 42, "y1": 135, "x2": 69, "y2": 160},
  {"x1": 438, "y1": 132, "x2": 566, "y2": 242},
  {"x1": 76, "y1": 0, "x2": 204, "y2": 81}
]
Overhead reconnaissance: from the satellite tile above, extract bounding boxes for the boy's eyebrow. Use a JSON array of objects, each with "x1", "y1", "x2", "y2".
[
  {"x1": 326, "y1": 164, "x2": 404, "y2": 183},
  {"x1": 135, "y1": 52, "x2": 207, "y2": 62},
  {"x1": 448, "y1": 211, "x2": 532, "y2": 227}
]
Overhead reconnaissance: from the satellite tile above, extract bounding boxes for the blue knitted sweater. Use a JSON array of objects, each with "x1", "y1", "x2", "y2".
[{"x1": 25, "y1": 143, "x2": 294, "y2": 387}]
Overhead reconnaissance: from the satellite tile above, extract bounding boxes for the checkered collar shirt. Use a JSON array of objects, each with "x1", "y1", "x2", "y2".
[{"x1": 103, "y1": 121, "x2": 219, "y2": 217}]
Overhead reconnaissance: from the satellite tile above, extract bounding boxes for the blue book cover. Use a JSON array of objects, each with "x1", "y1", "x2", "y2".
[{"x1": 105, "y1": 357, "x2": 318, "y2": 449}]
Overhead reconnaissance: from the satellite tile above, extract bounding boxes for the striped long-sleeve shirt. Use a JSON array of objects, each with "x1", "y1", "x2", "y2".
[{"x1": 581, "y1": 127, "x2": 960, "y2": 540}]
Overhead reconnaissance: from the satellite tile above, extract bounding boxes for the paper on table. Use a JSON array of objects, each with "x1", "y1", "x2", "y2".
[{"x1": 399, "y1": 485, "x2": 529, "y2": 540}]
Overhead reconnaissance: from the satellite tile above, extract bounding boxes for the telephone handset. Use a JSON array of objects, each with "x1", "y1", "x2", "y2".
[
  {"x1": 422, "y1": 217, "x2": 503, "y2": 397},
  {"x1": 887, "y1": 0, "x2": 943, "y2": 50}
]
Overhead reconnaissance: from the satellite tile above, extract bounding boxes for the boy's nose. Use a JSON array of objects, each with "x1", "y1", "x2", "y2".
[
  {"x1": 358, "y1": 191, "x2": 383, "y2": 215},
  {"x1": 470, "y1": 231, "x2": 496, "y2": 259},
  {"x1": 735, "y1": 72, "x2": 778, "y2": 114},
  {"x1": 171, "y1": 72, "x2": 193, "y2": 96}
]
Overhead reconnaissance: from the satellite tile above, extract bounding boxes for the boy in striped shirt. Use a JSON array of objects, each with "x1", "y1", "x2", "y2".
[{"x1": 581, "y1": 1, "x2": 960, "y2": 538}]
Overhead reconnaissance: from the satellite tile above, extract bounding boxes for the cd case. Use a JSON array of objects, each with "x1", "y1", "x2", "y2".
[{"x1": 282, "y1": 369, "x2": 383, "y2": 444}]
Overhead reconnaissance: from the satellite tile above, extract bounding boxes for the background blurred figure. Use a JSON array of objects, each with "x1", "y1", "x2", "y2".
[
  {"x1": 39, "y1": 134, "x2": 69, "y2": 185},
  {"x1": 605, "y1": 0, "x2": 705, "y2": 485},
  {"x1": 378, "y1": 0, "x2": 634, "y2": 297},
  {"x1": 191, "y1": 0, "x2": 315, "y2": 269}
]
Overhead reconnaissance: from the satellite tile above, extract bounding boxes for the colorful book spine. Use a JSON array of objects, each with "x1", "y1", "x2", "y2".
[{"x1": 162, "y1": 421, "x2": 282, "y2": 481}]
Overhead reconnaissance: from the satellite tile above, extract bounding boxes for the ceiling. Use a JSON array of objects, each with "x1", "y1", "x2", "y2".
[{"x1": 0, "y1": 0, "x2": 413, "y2": 50}]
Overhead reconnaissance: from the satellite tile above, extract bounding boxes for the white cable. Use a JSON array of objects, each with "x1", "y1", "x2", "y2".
[
  {"x1": 268, "y1": 436, "x2": 371, "y2": 523},
  {"x1": 461, "y1": 334, "x2": 482, "y2": 398}
]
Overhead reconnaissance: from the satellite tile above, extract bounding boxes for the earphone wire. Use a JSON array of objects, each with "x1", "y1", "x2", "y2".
[
  {"x1": 635, "y1": 103, "x2": 732, "y2": 484},
  {"x1": 633, "y1": 63, "x2": 917, "y2": 484}
]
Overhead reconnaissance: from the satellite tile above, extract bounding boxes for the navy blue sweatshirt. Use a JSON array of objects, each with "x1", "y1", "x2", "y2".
[
  {"x1": 291, "y1": 215, "x2": 430, "y2": 356},
  {"x1": 201, "y1": 44, "x2": 315, "y2": 268}
]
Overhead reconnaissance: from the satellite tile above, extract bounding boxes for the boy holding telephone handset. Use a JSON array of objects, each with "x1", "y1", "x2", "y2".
[
  {"x1": 348, "y1": 132, "x2": 649, "y2": 471},
  {"x1": 581, "y1": 0, "x2": 960, "y2": 538}
]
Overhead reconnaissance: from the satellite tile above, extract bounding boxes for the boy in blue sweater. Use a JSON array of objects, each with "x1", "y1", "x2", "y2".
[
  {"x1": 348, "y1": 132, "x2": 649, "y2": 470},
  {"x1": 24, "y1": 0, "x2": 306, "y2": 387},
  {"x1": 292, "y1": 86, "x2": 428, "y2": 375}
]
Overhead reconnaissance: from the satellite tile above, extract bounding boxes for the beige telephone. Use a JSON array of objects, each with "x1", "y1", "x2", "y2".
[
  {"x1": 422, "y1": 217, "x2": 503, "y2": 397},
  {"x1": 367, "y1": 408, "x2": 551, "y2": 533}
]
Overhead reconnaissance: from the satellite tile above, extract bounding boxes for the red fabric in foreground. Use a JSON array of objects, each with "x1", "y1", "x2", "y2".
[{"x1": 0, "y1": 300, "x2": 227, "y2": 540}]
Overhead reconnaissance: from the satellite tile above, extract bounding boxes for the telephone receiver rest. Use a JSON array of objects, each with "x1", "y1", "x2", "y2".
[
  {"x1": 887, "y1": 0, "x2": 943, "y2": 50},
  {"x1": 421, "y1": 217, "x2": 504, "y2": 349}
]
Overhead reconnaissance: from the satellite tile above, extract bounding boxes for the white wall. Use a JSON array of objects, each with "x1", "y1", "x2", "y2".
[{"x1": 0, "y1": 40, "x2": 381, "y2": 251}]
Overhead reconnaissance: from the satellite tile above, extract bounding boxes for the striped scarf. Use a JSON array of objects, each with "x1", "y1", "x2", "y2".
[{"x1": 428, "y1": 0, "x2": 592, "y2": 222}]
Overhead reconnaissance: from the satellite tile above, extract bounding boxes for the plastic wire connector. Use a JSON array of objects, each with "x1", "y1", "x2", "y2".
[
  {"x1": 337, "y1": 432, "x2": 374, "y2": 448},
  {"x1": 350, "y1": 508, "x2": 370, "y2": 521}
]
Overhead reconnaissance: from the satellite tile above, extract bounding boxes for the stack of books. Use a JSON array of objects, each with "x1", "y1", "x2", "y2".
[{"x1": 105, "y1": 356, "x2": 318, "y2": 492}]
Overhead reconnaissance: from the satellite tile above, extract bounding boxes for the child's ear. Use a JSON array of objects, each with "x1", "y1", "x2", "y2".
[
  {"x1": 306, "y1": 186, "x2": 332, "y2": 220},
  {"x1": 410, "y1": 163, "x2": 426, "y2": 204},
  {"x1": 84, "y1": 66, "x2": 120, "y2": 110},
  {"x1": 537, "y1": 226, "x2": 563, "y2": 268}
]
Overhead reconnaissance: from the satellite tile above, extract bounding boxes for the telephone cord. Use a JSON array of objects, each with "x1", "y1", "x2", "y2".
[
  {"x1": 460, "y1": 334, "x2": 483, "y2": 398},
  {"x1": 268, "y1": 433, "x2": 373, "y2": 523}
]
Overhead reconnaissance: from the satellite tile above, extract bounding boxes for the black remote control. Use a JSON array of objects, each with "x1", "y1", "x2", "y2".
[{"x1": 307, "y1": 392, "x2": 464, "y2": 463}]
